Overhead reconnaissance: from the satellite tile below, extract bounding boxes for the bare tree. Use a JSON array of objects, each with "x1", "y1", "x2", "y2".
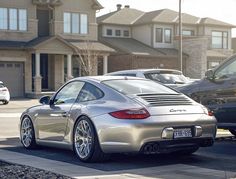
[{"x1": 74, "y1": 40, "x2": 102, "y2": 76}]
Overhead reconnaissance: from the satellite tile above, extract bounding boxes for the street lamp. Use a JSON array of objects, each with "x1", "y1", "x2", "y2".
[{"x1": 179, "y1": 0, "x2": 183, "y2": 72}]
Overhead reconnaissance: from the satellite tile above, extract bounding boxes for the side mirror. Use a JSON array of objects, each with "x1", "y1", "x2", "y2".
[
  {"x1": 205, "y1": 69, "x2": 214, "y2": 80},
  {"x1": 39, "y1": 96, "x2": 51, "y2": 105}
]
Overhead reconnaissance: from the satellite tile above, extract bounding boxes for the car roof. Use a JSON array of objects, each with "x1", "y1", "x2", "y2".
[
  {"x1": 107, "y1": 68, "x2": 182, "y2": 75},
  {"x1": 72, "y1": 76, "x2": 146, "y2": 83}
]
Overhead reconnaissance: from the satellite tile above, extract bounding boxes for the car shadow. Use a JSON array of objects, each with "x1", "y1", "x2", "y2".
[{"x1": 0, "y1": 137, "x2": 236, "y2": 172}]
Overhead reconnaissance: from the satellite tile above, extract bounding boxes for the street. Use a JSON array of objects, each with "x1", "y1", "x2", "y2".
[{"x1": 0, "y1": 99, "x2": 236, "y2": 179}]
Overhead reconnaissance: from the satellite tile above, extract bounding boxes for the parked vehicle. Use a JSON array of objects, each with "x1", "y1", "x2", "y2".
[
  {"x1": 106, "y1": 69, "x2": 196, "y2": 88},
  {"x1": 0, "y1": 81, "x2": 10, "y2": 105},
  {"x1": 177, "y1": 54, "x2": 236, "y2": 136},
  {"x1": 20, "y1": 76, "x2": 216, "y2": 162}
]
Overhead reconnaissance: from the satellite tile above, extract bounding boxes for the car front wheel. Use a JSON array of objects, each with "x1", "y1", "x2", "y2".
[
  {"x1": 20, "y1": 116, "x2": 37, "y2": 149},
  {"x1": 229, "y1": 129, "x2": 236, "y2": 136},
  {"x1": 2, "y1": 100, "x2": 9, "y2": 105},
  {"x1": 73, "y1": 116, "x2": 109, "y2": 162}
]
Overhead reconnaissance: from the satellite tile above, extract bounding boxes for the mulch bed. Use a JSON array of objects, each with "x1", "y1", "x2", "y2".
[{"x1": 0, "y1": 160, "x2": 71, "y2": 179}]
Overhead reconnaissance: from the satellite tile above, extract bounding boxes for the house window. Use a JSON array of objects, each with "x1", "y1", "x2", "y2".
[
  {"x1": 123, "y1": 30, "x2": 129, "y2": 37},
  {"x1": 182, "y1": 30, "x2": 194, "y2": 36},
  {"x1": 64, "y1": 13, "x2": 71, "y2": 33},
  {"x1": 164, "y1": 28, "x2": 171, "y2": 43},
  {"x1": 115, "y1": 30, "x2": 121, "y2": 37},
  {"x1": 19, "y1": 9, "x2": 27, "y2": 31},
  {"x1": 212, "y1": 31, "x2": 228, "y2": 49},
  {"x1": 71, "y1": 13, "x2": 79, "y2": 33},
  {"x1": 9, "y1": 9, "x2": 17, "y2": 30},
  {"x1": 80, "y1": 14, "x2": 88, "y2": 34},
  {"x1": 63, "y1": 12, "x2": 88, "y2": 34},
  {"x1": 155, "y1": 28, "x2": 163, "y2": 42},
  {"x1": 0, "y1": 8, "x2": 8, "y2": 30},
  {"x1": 0, "y1": 8, "x2": 27, "y2": 31},
  {"x1": 106, "y1": 29, "x2": 112, "y2": 36}
]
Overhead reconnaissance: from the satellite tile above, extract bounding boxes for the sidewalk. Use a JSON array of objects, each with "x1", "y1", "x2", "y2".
[{"x1": 0, "y1": 148, "x2": 235, "y2": 179}]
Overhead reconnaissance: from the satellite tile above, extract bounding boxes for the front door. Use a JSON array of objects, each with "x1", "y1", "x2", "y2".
[
  {"x1": 37, "y1": 81, "x2": 85, "y2": 141},
  {"x1": 200, "y1": 56, "x2": 236, "y2": 126}
]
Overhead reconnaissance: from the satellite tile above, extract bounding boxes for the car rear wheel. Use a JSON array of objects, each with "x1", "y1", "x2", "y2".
[
  {"x1": 20, "y1": 116, "x2": 37, "y2": 149},
  {"x1": 73, "y1": 116, "x2": 109, "y2": 162},
  {"x1": 229, "y1": 129, "x2": 236, "y2": 136}
]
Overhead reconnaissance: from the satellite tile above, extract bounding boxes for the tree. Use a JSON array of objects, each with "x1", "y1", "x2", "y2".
[{"x1": 74, "y1": 40, "x2": 102, "y2": 76}]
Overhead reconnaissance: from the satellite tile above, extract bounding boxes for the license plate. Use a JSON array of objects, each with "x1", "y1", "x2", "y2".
[{"x1": 174, "y1": 128, "x2": 192, "y2": 139}]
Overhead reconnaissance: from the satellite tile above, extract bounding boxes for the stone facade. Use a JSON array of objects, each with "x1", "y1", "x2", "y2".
[
  {"x1": 0, "y1": 0, "x2": 112, "y2": 98},
  {"x1": 174, "y1": 38, "x2": 208, "y2": 79}
]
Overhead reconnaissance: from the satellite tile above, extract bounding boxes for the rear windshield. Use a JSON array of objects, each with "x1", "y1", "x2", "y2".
[
  {"x1": 144, "y1": 72, "x2": 188, "y2": 84},
  {"x1": 102, "y1": 79, "x2": 178, "y2": 95}
]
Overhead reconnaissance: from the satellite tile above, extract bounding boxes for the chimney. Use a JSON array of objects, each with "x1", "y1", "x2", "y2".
[
  {"x1": 124, "y1": 5, "x2": 130, "y2": 8},
  {"x1": 117, "y1": 4, "x2": 122, "y2": 11}
]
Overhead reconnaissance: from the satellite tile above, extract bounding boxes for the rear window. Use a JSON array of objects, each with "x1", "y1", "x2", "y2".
[
  {"x1": 144, "y1": 72, "x2": 188, "y2": 84},
  {"x1": 102, "y1": 79, "x2": 178, "y2": 95}
]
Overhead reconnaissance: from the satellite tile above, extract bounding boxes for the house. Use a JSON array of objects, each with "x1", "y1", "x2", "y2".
[
  {"x1": 0, "y1": 0, "x2": 114, "y2": 98},
  {"x1": 97, "y1": 5, "x2": 235, "y2": 78}
]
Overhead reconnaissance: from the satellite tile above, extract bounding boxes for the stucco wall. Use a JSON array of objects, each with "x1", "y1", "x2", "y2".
[{"x1": 132, "y1": 24, "x2": 152, "y2": 46}]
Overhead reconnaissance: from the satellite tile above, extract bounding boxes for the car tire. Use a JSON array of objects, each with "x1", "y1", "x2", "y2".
[
  {"x1": 229, "y1": 129, "x2": 236, "y2": 136},
  {"x1": 3, "y1": 100, "x2": 9, "y2": 105},
  {"x1": 73, "y1": 116, "x2": 110, "y2": 162},
  {"x1": 173, "y1": 146, "x2": 199, "y2": 155},
  {"x1": 20, "y1": 116, "x2": 37, "y2": 149}
]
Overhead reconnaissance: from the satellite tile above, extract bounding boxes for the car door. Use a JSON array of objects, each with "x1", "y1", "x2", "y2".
[
  {"x1": 210, "y1": 57, "x2": 236, "y2": 125},
  {"x1": 37, "y1": 81, "x2": 85, "y2": 141}
]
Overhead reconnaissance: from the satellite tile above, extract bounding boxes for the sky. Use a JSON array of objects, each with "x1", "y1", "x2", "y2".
[{"x1": 97, "y1": 0, "x2": 236, "y2": 37}]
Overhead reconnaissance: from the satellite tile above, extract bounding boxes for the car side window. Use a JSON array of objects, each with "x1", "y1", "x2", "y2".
[
  {"x1": 215, "y1": 57, "x2": 236, "y2": 80},
  {"x1": 77, "y1": 83, "x2": 104, "y2": 102},
  {"x1": 54, "y1": 81, "x2": 85, "y2": 105}
]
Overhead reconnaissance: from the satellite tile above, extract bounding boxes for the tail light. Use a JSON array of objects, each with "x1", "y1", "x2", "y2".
[
  {"x1": 109, "y1": 108, "x2": 150, "y2": 120},
  {"x1": 202, "y1": 106, "x2": 213, "y2": 116}
]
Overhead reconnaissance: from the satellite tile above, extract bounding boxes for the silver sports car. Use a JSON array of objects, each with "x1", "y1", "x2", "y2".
[{"x1": 20, "y1": 76, "x2": 217, "y2": 162}]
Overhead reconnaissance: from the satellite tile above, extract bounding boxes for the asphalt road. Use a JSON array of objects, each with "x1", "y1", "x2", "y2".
[
  {"x1": 0, "y1": 136, "x2": 236, "y2": 178},
  {"x1": 1, "y1": 99, "x2": 236, "y2": 178}
]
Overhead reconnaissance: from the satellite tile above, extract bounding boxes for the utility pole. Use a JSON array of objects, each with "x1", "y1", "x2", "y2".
[{"x1": 179, "y1": 0, "x2": 183, "y2": 72}]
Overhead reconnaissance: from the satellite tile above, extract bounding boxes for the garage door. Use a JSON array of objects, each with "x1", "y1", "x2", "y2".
[{"x1": 0, "y1": 62, "x2": 24, "y2": 97}]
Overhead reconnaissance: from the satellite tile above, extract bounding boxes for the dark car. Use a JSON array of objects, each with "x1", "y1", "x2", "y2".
[{"x1": 177, "y1": 54, "x2": 236, "y2": 136}]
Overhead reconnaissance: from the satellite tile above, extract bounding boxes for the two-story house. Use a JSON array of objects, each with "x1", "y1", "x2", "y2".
[
  {"x1": 98, "y1": 5, "x2": 235, "y2": 79},
  {"x1": 0, "y1": 0, "x2": 114, "y2": 98}
]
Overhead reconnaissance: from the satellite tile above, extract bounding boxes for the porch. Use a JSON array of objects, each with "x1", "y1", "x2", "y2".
[{"x1": 25, "y1": 36, "x2": 114, "y2": 98}]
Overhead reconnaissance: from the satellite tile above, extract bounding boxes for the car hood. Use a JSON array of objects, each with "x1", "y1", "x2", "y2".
[{"x1": 175, "y1": 79, "x2": 204, "y2": 94}]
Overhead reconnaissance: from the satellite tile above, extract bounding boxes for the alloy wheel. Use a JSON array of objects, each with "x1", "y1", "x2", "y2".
[
  {"x1": 21, "y1": 117, "x2": 34, "y2": 148},
  {"x1": 74, "y1": 119, "x2": 93, "y2": 159}
]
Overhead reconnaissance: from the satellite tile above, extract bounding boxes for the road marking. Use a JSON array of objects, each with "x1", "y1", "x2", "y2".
[{"x1": 0, "y1": 113, "x2": 22, "y2": 118}]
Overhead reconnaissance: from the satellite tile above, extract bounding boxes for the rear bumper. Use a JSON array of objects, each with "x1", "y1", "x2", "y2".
[
  {"x1": 92, "y1": 114, "x2": 217, "y2": 153},
  {"x1": 141, "y1": 137, "x2": 214, "y2": 154},
  {"x1": 0, "y1": 94, "x2": 10, "y2": 101}
]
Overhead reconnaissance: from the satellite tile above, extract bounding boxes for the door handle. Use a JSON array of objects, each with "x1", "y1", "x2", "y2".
[{"x1": 62, "y1": 112, "x2": 69, "y2": 118}]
